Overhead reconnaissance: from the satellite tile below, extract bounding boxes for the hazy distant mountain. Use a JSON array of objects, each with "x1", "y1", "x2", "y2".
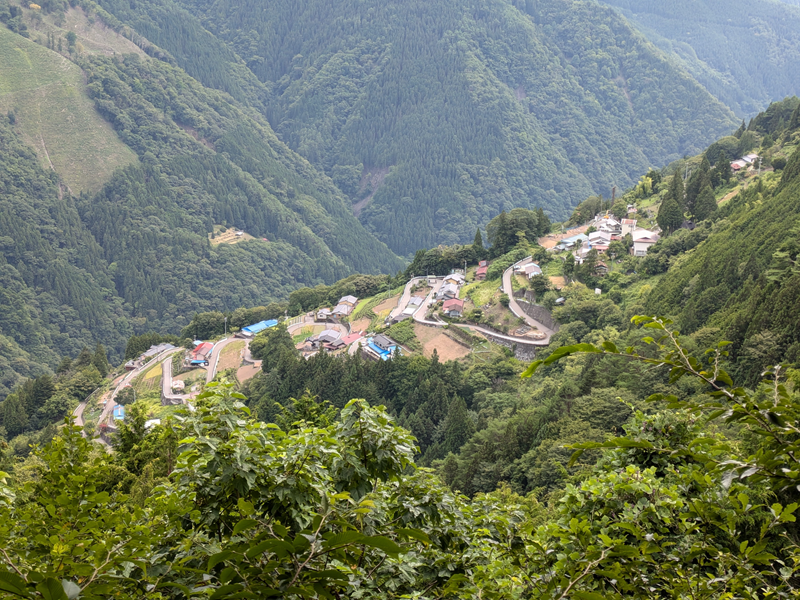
[{"x1": 599, "y1": 0, "x2": 800, "y2": 117}]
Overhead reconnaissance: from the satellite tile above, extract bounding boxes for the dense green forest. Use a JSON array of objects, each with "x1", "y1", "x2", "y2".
[
  {"x1": 0, "y1": 119, "x2": 124, "y2": 399},
  {"x1": 0, "y1": 0, "x2": 753, "y2": 393},
  {"x1": 0, "y1": 30, "x2": 402, "y2": 391},
  {"x1": 599, "y1": 0, "x2": 800, "y2": 116},
  {"x1": 2, "y1": 97, "x2": 800, "y2": 597},
  {"x1": 92, "y1": 0, "x2": 737, "y2": 254}
]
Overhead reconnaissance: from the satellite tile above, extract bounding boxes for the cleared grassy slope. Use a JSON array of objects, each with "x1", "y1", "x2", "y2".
[{"x1": 0, "y1": 25, "x2": 136, "y2": 193}]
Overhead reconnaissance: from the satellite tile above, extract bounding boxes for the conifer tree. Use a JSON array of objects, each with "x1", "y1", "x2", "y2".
[
  {"x1": 790, "y1": 103, "x2": 800, "y2": 131},
  {"x1": 693, "y1": 184, "x2": 717, "y2": 222},
  {"x1": 666, "y1": 171, "x2": 685, "y2": 212},
  {"x1": 734, "y1": 120, "x2": 745, "y2": 138},
  {"x1": 0, "y1": 393, "x2": 29, "y2": 436},
  {"x1": 685, "y1": 167, "x2": 710, "y2": 218},
  {"x1": 656, "y1": 194, "x2": 683, "y2": 234},
  {"x1": 473, "y1": 228, "x2": 483, "y2": 249},
  {"x1": 442, "y1": 396, "x2": 474, "y2": 455},
  {"x1": 92, "y1": 343, "x2": 110, "y2": 378},
  {"x1": 716, "y1": 150, "x2": 732, "y2": 183}
]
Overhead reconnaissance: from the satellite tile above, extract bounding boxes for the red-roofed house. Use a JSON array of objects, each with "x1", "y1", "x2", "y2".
[
  {"x1": 475, "y1": 265, "x2": 488, "y2": 280},
  {"x1": 443, "y1": 298, "x2": 465, "y2": 317},
  {"x1": 341, "y1": 332, "x2": 363, "y2": 346}
]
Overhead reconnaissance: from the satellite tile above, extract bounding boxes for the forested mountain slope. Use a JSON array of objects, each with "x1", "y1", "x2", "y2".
[
  {"x1": 598, "y1": 0, "x2": 800, "y2": 117},
  {"x1": 103, "y1": 0, "x2": 737, "y2": 255},
  {"x1": 0, "y1": 8, "x2": 403, "y2": 392},
  {"x1": 0, "y1": 119, "x2": 124, "y2": 398}
]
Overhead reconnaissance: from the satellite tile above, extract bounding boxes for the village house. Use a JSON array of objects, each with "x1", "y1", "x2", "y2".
[
  {"x1": 594, "y1": 214, "x2": 621, "y2": 235},
  {"x1": 475, "y1": 265, "x2": 488, "y2": 280},
  {"x1": 631, "y1": 228, "x2": 660, "y2": 257},
  {"x1": 621, "y1": 218, "x2": 637, "y2": 237},
  {"x1": 731, "y1": 159, "x2": 748, "y2": 171},
  {"x1": 364, "y1": 334, "x2": 400, "y2": 361},
  {"x1": 443, "y1": 298, "x2": 465, "y2": 317},
  {"x1": 437, "y1": 282, "x2": 460, "y2": 300},
  {"x1": 523, "y1": 263, "x2": 543, "y2": 279},
  {"x1": 317, "y1": 307, "x2": 333, "y2": 321},
  {"x1": 742, "y1": 153, "x2": 759, "y2": 164},
  {"x1": 443, "y1": 273, "x2": 465, "y2": 286}
]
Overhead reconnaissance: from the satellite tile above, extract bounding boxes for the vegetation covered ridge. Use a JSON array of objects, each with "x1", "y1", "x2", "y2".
[{"x1": 96, "y1": 0, "x2": 737, "y2": 254}]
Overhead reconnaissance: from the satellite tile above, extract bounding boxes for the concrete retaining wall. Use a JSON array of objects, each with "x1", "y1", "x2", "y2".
[{"x1": 513, "y1": 298, "x2": 560, "y2": 332}]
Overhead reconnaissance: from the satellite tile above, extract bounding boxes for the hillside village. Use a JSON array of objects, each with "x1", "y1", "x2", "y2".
[{"x1": 57, "y1": 133, "x2": 793, "y2": 447}]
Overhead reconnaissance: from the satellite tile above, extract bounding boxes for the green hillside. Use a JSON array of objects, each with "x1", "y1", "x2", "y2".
[
  {"x1": 0, "y1": 13, "x2": 403, "y2": 393},
  {"x1": 94, "y1": 0, "x2": 737, "y2": 255},
  {"x1": 0, "y1": 25, "x2": 137, "y2": 193},
  {"x1": 599, "y1": 0, "x2": 800, "y2": 117}
]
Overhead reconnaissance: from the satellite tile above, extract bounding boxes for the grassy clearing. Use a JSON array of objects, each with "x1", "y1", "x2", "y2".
[
  {"x1": 209, "y1": 225, "x2": 259, "y2": 246},
  {"x1": 0, "y1": 26, "x2": 137, "y2": 193},
  {"x1": 463, "y1": 279, "x2": 501, "y2": 307}
]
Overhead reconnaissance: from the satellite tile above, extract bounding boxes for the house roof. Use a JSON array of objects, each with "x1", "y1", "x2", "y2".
[
  {"x1": 332, "y1": 304, "x2": 351, "y2": 315},
  {"x1": 318, "y1": 329, "x2": 341, "y2": 343},
  {"x1": 142, "y1": 343, "x2": 176, "y2": 358},
  {"x1": 341, "y1": 332, "x2": 363, "y2": 345},
  {"x1": 478, "y1": 260, "x2": 488, "y2": 267},
  {"x1": 339, "y1": 295, "x2": 358, "y2": 305},
  {"x1": 443, "y1": 298, "x2": 465, "y2": 310},
  {"x1": 439, "y1": 283, "x2": 459, "y2": 296},
  {"x1": 632, "y1": 229, "x2": 659, "y2": 242},
  {"x1": 621, "y1": 218, "x2": 636, "y2": 225},
  {"x1": 475, "y1": 266, "x2": 488, "y2": 275},
  {"x1": 191, "y1": 342, "x2": 213, "y2": 359},
  {"x1": 372, "y1": 334, "x2": 396, "y2": 350},
  {"x1": 241, "y1": 320, "x2": 278, "y2": 334},
  {"x1": 317, "y1": 308, "x2": 332, "y2": 315},
  {"x1": 524, "y1": 263, "x2": 542, "y2": 275}
]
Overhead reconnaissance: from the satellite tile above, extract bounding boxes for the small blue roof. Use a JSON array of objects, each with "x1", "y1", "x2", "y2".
[
  {"x1": 113, "y1": 405, "x2": 126, "y2": 420},
  {"x1": 242, "y1": 319, "x2": 278, "y2": 334}
]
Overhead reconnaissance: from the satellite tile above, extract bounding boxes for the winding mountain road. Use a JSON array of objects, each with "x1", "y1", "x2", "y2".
[
  {"x1": 501, "y1": 258, "x2": 555, "y2": 343},
  {"x1": 408, "y1": 273, "x2": 552, "y2": 347}
]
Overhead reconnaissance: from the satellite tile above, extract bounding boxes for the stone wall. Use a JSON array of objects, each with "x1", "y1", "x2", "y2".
[{"x1": 513, "y1": 297, "x2": 560, "y2": 332}]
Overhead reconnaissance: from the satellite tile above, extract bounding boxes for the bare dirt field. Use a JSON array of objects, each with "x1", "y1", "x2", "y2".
[
  {"x1": 549, "y1": 276, "x2": 566, "y2": 289},
  {"x1": 373, "y1": 295, "x2": 400, "y2": 319},
  {"x1": 414, "y1": 323, "x2": 471, "y2": 361},
  {"x1": 237, "y1": 364, "x2": 261, "y2": 383},
  {"x1": 217, "y1": 341, "x2": 245, "y2": 371},
  {"x1": 350, "y1": 318, "x2": 372, "y2": 332},
  {"x1": 538, "y1": 225, "x2": 589, "y2": 249}
]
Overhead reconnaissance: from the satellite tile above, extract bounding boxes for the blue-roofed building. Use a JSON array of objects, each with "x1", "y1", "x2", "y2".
[
  {"x1": 240, "y1": 319, "x2": 279, "y2": 336},
  {"x1": 365, "y1": 334, "x2": 400, "y2": 361},
  {"x1": 113, "y1": 405, "x2": 126, "y2": 421}
]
